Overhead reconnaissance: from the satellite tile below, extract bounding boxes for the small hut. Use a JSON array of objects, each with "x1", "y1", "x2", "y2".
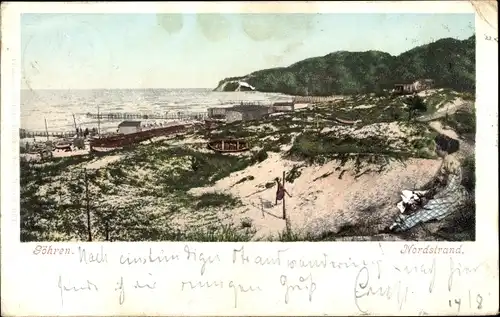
[
  {"x1": 225, "y1": 105, "x2": 272, "y2": 123},
  {"x1": 272, "y1": 101, "x2": 295, "y2": 112},
  {"x1": 207, "y1": 107, "x2": 228, "y2": 119},
  {"x1": 118, "y1": 121, "x2": 142, "y2": 135}
]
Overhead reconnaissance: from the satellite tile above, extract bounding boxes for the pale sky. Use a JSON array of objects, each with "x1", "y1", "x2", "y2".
[{"x1": 21, "y1": 13, "x2": 474, "y2": 89}]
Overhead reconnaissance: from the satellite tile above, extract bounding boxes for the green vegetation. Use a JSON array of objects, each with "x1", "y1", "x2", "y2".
[
  {"x1": 20, "y1": 145, "x2": 474, "y2": 242},
  {"x1": 443, "y1": 109, "x2": 476, "y2": 138},
  {"x1": 288, "y1": 133, "x2": 412, "y2": 162},
  {"x1": 405, "y1": 95, "x2": 428, "y2": 121},
  {"x1": 461, "y1": 154, "x2": 475, "y2": 192},
  {"x1": 20, "y1": 88, "x2": 474, "y2": 242},
  {"x1": 20, "y1": 143, "x2": 256, "y2": 242},
  {"x1": 222, "y1": 81, "x2": 240, "y2": 92},
  {"x1": 233, "y1": 175, "x2": 255, "y2": 186},
  {"x1": 195, "y1": 192, "x2": 241, "y2": 210},
  {"x1": 215, "y1": 36, "x2": 475, "y2": 95}
]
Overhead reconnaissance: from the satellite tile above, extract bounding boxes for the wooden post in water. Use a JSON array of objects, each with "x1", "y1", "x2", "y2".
[
  {"x1": 84, "y1": 169, "x2": 92, "y2": 242},
  {"x1": 72, "y1": 114, "x2": 78, "y2": 135},
  {"x1": 44, "y1": 118, "x2": 49, "y2": 141},
  {"x1": 282, "y1": 170, "x2": 286, "y2": 220}
]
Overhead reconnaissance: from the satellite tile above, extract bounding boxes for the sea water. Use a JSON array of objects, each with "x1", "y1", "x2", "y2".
[{"x1": 21, "y1": 88, "x2": 291, "y2": 133}]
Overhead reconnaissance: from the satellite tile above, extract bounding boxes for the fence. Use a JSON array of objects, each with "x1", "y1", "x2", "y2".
[
  {"x1": 218, "y1": 100, "x2": 268, "y2": 106},
  {"x1": 86, "y1": 111, "x2": 208, "y2": 121},
  {"x1": 90, "y1": 124, "x2": 197, "y2": 149}
]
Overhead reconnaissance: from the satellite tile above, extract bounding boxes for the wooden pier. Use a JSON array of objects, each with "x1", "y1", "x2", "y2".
[
  {"x1": 20, "y1": 130, "x2": 77, "y2": 139},
  {"x1": 85, "y1": 111, "x2": 208, "y2": 121}
]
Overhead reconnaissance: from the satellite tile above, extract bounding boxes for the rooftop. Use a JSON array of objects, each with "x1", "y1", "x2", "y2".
[
  {"x1": 273, "y1": 101, "x2": 294, "y2": 106},
  {"x1": 229, "y1": 104, "x2": 270, "y2": 112},
  {"x1": 118, "y1": 121, "x2": 141, "y2": 127}
]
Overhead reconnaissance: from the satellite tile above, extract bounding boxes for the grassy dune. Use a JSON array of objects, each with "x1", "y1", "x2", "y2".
[{"x1": 20, "y1": 89, "x2": 476, "y2": 242}]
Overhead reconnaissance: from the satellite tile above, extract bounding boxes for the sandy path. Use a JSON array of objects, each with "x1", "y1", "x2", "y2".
[
  {"x1": 416, "y1": 98, "x2": 471, "y2": 122},
  {"x1": 429, "y1": 121, "x2": 459, "y2": 139},
  {"x1": 429, "y1": 121, "x2": 475, "y2": 159}
]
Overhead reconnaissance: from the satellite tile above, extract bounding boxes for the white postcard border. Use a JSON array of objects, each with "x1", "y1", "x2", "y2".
[{"x1": 1, "y1": 2, "x2": 498, "y2": 316}]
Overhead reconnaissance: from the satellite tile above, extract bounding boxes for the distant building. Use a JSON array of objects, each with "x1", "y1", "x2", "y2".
[
  {"x1": 393, "y1": 83, "x2": 415, "y2": 95},
  {"x1": 394, "y1": 79, "x2": 434, "y2": 95},
  {"x1": 118, "y1": 121, "x2": 142, "y2": 135},
  {"x1": 272, "y1": 101, "x2": 295, "y2": 112},
  {"x1": 414, "y1": 79, "x2": 434, "y2": 91},
  {"x1": 225, "y1": 105, "x2": 272, "y2": 123},
  {"x1": 207, "y1": 107, "x2": 228, "y2": 119}
]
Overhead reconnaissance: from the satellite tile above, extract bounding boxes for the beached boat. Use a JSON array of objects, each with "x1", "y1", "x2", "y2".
[
  {"x1": 55, "y1": 142, "x2": 72, "y2": 151},
  {"x1": 207, "y1": 139, "x2": 249, "y2": 153},
  {"x1": 334, "y1": 117, "x2": 362, "y2": 125}
]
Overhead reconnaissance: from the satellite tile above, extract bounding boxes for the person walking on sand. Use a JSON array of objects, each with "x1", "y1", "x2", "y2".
[{"x1": 275, "y1": 177, "x2": 292, "y2": 205}]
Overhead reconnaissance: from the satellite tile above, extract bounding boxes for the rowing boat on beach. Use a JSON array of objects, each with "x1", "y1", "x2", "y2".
[
  {"x1": 207, "y1": 139, "x2": 249, "y2": 153},
  {"x1": 55, "y1": 142, "x2": 72, "y2": 151},
  {"x1": 334, "y1": 117, "x2": 362, "y2": 125}
]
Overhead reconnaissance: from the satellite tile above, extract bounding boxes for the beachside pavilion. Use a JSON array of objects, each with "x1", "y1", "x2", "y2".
[{"x1": 118, "y1": 121, "x2": 141, "y2": 135}]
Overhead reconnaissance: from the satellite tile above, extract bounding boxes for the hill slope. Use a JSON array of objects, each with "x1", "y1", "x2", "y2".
[{"x1": 214, "y1": 35, "x2": 475, "y2": 95}]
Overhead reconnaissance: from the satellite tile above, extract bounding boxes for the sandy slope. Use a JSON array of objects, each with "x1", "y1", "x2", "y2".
[{"x1": 189, "y1": 152, "x2": 442, "y2": 239}]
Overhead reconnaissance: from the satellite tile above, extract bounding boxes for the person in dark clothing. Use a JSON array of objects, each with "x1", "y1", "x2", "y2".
[
  {"x1": 275, "y1": 178, "x2": 292, "y2": 205},
  {"x1": 84, "y1": 128, "x2": 89, "y2": 137}
]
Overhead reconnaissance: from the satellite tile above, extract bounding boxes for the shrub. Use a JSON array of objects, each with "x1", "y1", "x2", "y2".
[
  {"x1": 252, "y1": 149, "x2": 269, "y2": 163},
  {"x1": 234, "y1": 175, "x2": 255, "y2": 186},
  {"x1": 443, "y1": 110, "x2": 476, "y2": 137},
  {"x1": 195, "y1": 192, "x2": 241, "y2": 210},
  {"x1": 405, "y1": 95, "x2": 428, "y2": 120},
  {"x1": 240, "y1": 217, "x2": 253, "y2": 229},
  {"x1": 285, "y1": 165, "x2": 303, "y2": 183},
  {"x1": 461, "y1": 155, "x2": 475, "y2": 192}
]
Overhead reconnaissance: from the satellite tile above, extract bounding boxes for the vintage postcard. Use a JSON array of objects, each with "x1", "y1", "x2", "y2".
[{"x1": 1, "y1": 1, "x2": 498, "y2": 316}]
